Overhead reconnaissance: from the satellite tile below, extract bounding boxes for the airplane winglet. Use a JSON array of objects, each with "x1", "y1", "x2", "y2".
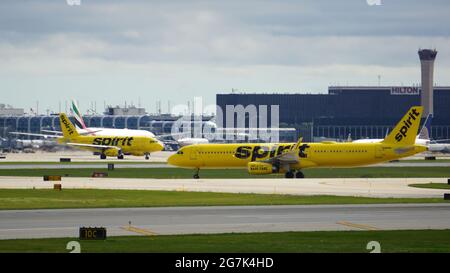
[{"x1": 291, "y1": 137, "x2": 303, "y2": 151}]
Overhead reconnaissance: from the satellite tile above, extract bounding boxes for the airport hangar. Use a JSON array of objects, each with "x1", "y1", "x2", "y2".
[{"x1": 216, "y1": 85, "x2": 450, "y2": 142}]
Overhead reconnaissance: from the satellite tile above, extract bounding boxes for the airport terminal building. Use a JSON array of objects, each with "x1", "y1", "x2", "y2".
[
  {"x1": 217, "y1": 86, "x2": 450, "y2": 141},
  {"x1": 0, "y1": 112, "x2": 215, "y2": 150}
]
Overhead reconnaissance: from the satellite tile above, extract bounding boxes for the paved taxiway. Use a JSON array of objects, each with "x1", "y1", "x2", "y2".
[
  {"x1": 1, "y1": 161, "x2": 450, "y2": 169},
  {"x1": 0, "y1": 163, "x2": 173, "y2": 169},
  {"x1": 0, "y1": 176, "x2": 448, "y2": 198},
  {"x1": 0, "y1": 151, "x2": 173, "y2": 163},
  {"x1": 0, "y1": 204, "x2": 449, "y2": 239}
]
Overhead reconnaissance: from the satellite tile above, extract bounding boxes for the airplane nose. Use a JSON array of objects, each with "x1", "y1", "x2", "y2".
[
  {"x1": 157, "y1": 141, "x2": 165, "y2": 151},
  {"x1": 167, "y1": 154, "x2": 178, "y2": 166}
]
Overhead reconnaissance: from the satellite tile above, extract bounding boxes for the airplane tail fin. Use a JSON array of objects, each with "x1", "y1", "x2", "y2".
[
  {"x1": 418, "y1": 114, "x2": 432, "y2": 140},
  {"x1": 382, "y1": 106, "x2": 423, "y2": 145},
  {"x1": 59, "y1": 113, "x2": 80, "y2": 139},
  {"x1": 71, "y1": 99, "x2": 87, "y2": 130}
]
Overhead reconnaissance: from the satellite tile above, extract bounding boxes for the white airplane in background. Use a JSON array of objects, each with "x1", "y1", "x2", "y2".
[{"x1": 353, "y1": 114, "x2": 450, "y2": 153}]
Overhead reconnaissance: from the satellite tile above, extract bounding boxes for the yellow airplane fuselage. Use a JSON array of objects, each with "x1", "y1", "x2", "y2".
[
  {"x1": 168, "y1": 106, "x2": 427, "y2": 178},
  {"x1": 58, "y1": 135, "x2": 163, "y2": 156}
]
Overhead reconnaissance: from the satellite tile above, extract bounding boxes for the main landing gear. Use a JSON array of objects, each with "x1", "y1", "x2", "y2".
[
  {"x1": 100, "y1": 154, "x2": 107, "y2": 160},
  {"x1": 193, "y1": 168, "x2": 200, "y2": 179},
  {"x1": 285, "y1": 170, "x2": 304, "y2": 179},
  {"x1": 145, "y1": 153, "x2": 150, "y2": 160}
]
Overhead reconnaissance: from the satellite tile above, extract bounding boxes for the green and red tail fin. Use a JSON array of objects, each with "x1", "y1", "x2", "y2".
[{"x1": 71, "y1": 99, "x2": 87, "y2": 130}]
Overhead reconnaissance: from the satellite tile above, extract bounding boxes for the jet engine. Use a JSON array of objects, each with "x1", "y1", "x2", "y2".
[{"x1": 104, "y1": 149, "x2": 119, "y2": 157}]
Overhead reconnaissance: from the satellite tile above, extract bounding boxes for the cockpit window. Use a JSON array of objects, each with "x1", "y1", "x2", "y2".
[{"x1": 177, "y1": 151, "x2": 184, "y2": 155}]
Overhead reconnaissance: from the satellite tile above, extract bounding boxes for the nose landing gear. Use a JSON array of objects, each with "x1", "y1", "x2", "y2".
[{"x1": 193, "y1": 168, "x2": 200, "y2": 179}]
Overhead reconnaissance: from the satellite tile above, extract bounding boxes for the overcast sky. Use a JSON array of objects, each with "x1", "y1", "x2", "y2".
[{"x1": 1, "y1": 0, "x2": 449, "y2": 114}]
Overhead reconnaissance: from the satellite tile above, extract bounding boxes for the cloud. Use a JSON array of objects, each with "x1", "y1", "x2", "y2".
[{"x1": 0, "y1": 0, "x2": 449, "y2": 111}]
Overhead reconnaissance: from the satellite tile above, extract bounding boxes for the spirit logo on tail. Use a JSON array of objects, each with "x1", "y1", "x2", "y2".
[
  {"x1": 395, "y1": 108, "x2": 421, "y2": 142},
  {"x1": 61, "y1": 115, "x2": 75, "y2": 136}
]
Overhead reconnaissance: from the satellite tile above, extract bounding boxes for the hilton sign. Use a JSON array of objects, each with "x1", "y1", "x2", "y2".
[{"x1": 390, "y1": 87, "x2": 420, "y2": 95}]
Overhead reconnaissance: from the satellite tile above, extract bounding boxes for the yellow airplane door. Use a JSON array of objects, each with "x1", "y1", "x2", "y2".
[
  {"x1": 375, "y1": 145, "x2": 385, "y2": 159},
  {"x1": 190, "y1": 148, "x2": 199, "y2": 161}
]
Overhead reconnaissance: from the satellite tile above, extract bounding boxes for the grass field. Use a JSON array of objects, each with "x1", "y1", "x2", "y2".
[
  {"x1": 0, "y1": 166, "x2": 450, "y2": 179},
  {"x1": 1, "y1": 229, "x2": 449, "y2": 253},
  {"x1": 0, "y1": 189, "x2": 447, "y2": 210},
  {"x1": 410, "y1": 183, "x2": 450, "y2": 190}
]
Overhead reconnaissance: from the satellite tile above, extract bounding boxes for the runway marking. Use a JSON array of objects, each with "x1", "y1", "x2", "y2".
[
  {"x1": 336, "y1": 221, "x2": 380, "y2": 231},
  {"x1": 121, "y1": 225, "x2": 158, "y2": 236}
]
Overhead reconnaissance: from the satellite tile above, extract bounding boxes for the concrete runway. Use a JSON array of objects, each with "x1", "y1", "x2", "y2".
[
  {"x1": 0, "y1": 204, "x2": 449, "y2": 239},
  {"x1": 0, "y1": 176, "x2": 448, "y2": 198},
  {"x1": 1, "y1": 161, "x2": 450, "y2": 170},
  {"x1": 0, "y1": 163, "x2": 173, "y2": 169}
]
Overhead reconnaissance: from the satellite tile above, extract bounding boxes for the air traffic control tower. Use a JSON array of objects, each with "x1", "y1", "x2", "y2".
[{"x1": 418, "y1": 49, "x2": 437, "y2": 116}]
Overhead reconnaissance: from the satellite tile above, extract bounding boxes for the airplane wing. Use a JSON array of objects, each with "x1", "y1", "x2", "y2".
[
  {"x1": 431, "y1": 139, "x2": 450, "y2": 143},
  {"x1": 264, "y1": 150, "x2": 299, "y2": 164},
  {"x1": 41, "y1": 130, "x2": 63, "y2": 135},
  {"x1": 77, "y1": 129, "x2": 104, "y2": 136},
  {"x1": 155, "y1": 133, "x2": 188, "y2": 139},
  {"x1": 215, "y1": 128, "x2": 296, "y2": 132},
  {"x1": 259, "y1": 138, "x2": 303, "y2": 165},
  {"x1": 9, "y1": 132, "x2": 60, "y2": 139},
  {"x1": 66, "y1": 142, "x2": 121, "y2": 151},
  {"x1": 48, "y1": 129, "x2": 103, "y2": 136}
]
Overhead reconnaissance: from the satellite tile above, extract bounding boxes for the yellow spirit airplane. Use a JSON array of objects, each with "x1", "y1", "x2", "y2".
[
  {"x1": 58, "y1": 113, "x2": 164, "y2": 159},
  {"x1": 168, "y1": 106, "x2": 427, "y2": 178}
]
